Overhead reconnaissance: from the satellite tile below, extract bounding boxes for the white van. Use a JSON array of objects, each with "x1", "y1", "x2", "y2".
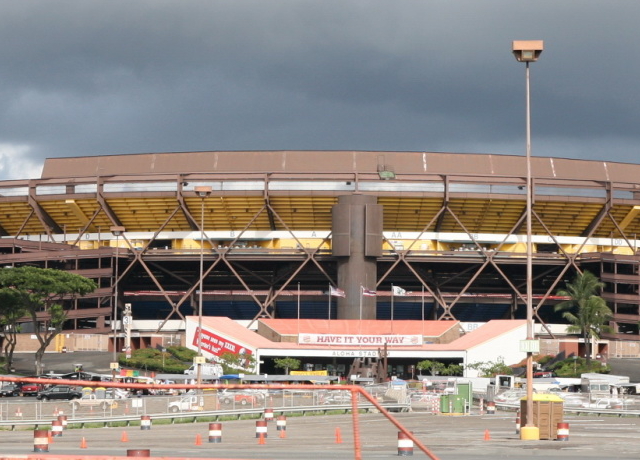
[{"x1": 183, "y1": 363, "x2": 223, "y2": 379}]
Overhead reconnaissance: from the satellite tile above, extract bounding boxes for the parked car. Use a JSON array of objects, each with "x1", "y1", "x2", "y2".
[
  {"x1": 219, "y1": 390, "x2": 263, "y2": 405},
  {"x1": 533, "y1": 371, "x2": 554, "y2": 378},
  {"x1": 36, "y1": 385, "x2": 82, "y2": 401},
  {"x1": 18, "y1": 382, "x2": 42, "y2": 396},
  {"x1": 322, "y1": 390, "x2": 352, "y2": 404},
  {"x1": 581, "y1": 398, "x2": 625, "y2": 409},
  {"x1": 0, "y1": 384, "x2": 20, "y2": 397}
]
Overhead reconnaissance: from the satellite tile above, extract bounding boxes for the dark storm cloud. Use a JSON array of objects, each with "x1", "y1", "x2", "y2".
[{"x1": 0, "y1": 1, "x2": 639, "y2": 180}]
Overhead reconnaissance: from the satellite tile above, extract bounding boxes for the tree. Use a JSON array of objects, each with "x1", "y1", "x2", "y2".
[
  {"x1": 273, "y1": 357, "x2": 301, "y2": 375},
  {"x1": 0, "y1": 288, "x2": 25, "y2": 372},
  {"x1": 416, "y1": 359, "x2": 446, "y2": 376},
  {"x1": 416, "y1": 360, "x2": 464, "y2": 377},
  {"x1": 466, "y1": 358, "x2": 513, "y2": 377},
  {"x1": 218, "y1": 351, "x2": 256, "y2": 374},
  {"x1": 555, "y1": 271, "x2": 612, "y2": 365},
  {"x1": 0, "y1": 266, "x2": 97, "y2": 374}
]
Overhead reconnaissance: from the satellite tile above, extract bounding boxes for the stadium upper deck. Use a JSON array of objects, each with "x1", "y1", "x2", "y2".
[{"x1": 1, "y1": 150, "x2": 640, "y2": 343}]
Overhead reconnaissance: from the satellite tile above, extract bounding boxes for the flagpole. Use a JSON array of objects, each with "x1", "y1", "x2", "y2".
[
  {"x1": 297, "y1": 282, "x2": 300, "y2": 337},
  {"x1": 391, "y1": 284, "x2": 394, "y2": 334},
  {"x1": 421, "y1": 284, "x2": 425, "y2": 338},
  {"x1": 359, "y1": 285, "x2": 363, "y2": 335}
]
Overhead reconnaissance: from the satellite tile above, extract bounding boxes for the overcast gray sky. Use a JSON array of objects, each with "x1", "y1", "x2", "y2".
[{"x1": 0, "y1": 1, "x2": 638, "y2": 180}]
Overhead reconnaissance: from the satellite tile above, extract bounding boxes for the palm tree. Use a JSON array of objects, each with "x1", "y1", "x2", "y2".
[{"x1": 555, "y1": 271, "x2": 612, "y2": 364}]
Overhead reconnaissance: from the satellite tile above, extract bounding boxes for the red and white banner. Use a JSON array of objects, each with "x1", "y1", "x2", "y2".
[
  {"x1": 362, "y1": 288, "x2": 377, "y2": 297},
  {"x1": 192, "y1": 327, "x2": 253, "y2": 358},
  {"x1": 298, "y1": 333, "x2": 422, "y2": 346}
]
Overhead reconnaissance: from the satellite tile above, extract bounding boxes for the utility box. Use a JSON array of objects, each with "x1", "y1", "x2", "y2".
[
  {"x1": 520, "y1": 394, "x2": 564, "y2": 440},
  {"x1": 456, "y1": 381, "x2": 472, "y2": 404},
  {"x1": 440, "y1": 394, "x2": 466, "y2": 414}
]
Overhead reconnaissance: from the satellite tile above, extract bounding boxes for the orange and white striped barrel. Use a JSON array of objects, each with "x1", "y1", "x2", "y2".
[
  {"x1": 58, "y1": 414, "x2": 68, "y2": 430},
  {"x1": 209, "y1": 422, "x2": 222, "y2": 443},
  {"x1": 33, "y1": 429, "x2": 49, "y2": 453},
  {"x1": 397, "y1": 431, "x2": 414, "y2": 456},
  {"x1": 515, "y1": 410, "x2": 521, "y2": 434},
  {"x1": 51, "y1": 419, "x2": 63, "y2": 437},
  {"x1": 264, "y1": 408, "x2": 274, "y2": 422},
  {"x1": 140, "y1": 415, "x2": 152, "y2": 430},
  {"x1": 256, "y1": 420, "x2": 268, "y2": 438},
  {"x1": 276, "y1": 415, "x2": 287, "y2": 431},
  {"x1": 557, "y1": 422, "x2": 569, "y2": 441},
  {"x1": 486, "y1": 401, "x2": 496, "y2": 415}
]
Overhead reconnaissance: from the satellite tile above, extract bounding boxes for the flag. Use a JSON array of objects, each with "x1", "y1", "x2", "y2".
[
  {"x1": 362, "y1": 288, "x2": 377, "y2": 297},
  {"x1": 392, "y1": 286, "x2": 407, "y2": 296},
  {"x1": 329, "y1": 286, "x2": 346, "y2": 298}
]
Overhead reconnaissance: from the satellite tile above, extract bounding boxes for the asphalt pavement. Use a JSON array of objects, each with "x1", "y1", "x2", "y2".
[
  {"x1": 10, "y1": 351, "x2": 117, "y2": 376},
  {"x1": 0, "y1": 410, "x2": 640, "y2": 459}
]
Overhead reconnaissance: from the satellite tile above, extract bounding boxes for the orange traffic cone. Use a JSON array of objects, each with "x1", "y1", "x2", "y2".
[
  {"x1": 121, "y1": 431, "x2": 129, "y2": 442},
  {"x1": 279, "y1": 429, "x2": 286, "y2": 439},
  {"x1": 335, "y1": 427, "x2": 343, "y2": 444},
  {"x1": 484, "y1": 429, "x2": 491, "y2": 441},
  {"x1": 195, "y1": 434, "x2": 202, "y2": 446},
  {"x1": 258, "y1": 432, "x2": 266, "y2": 445},
  {"x1": 80, "y1": 437, "x2": 87, "y2": 449}
]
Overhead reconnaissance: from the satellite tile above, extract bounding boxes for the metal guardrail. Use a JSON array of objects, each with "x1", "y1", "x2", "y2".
[
  {"x1": 493, "y1": 401, "x2": 640, "y2": 417},
  {"x1": 0, "y1": 399, "x2": 410, "y2": 430}
]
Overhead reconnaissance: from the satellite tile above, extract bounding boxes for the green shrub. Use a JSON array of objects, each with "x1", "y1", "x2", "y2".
[
  {"x1": 167, "y1": 346, "x2": 197, "y2": 362},
  {"x1": 118, "y1": 348, "x2": 189, "y2": 373},
  {"x1": 549, "y1": 357, "x2": 610, "y2": 378}
]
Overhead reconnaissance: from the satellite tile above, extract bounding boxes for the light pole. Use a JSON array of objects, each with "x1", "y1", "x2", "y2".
[
  {"x1": 110, "y1": 226, "x2": 125, "y2": 383},
  {"x1": 512, "y1": 40, "x2": 543, "y2": 441},
  {"x1": 194, "y1": 186, "x2": 212, "y2": 385}
]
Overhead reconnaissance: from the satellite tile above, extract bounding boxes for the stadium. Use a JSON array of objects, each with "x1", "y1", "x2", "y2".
[{"x1": 2, "y1": 150, "x2": 640, "y2": 373}]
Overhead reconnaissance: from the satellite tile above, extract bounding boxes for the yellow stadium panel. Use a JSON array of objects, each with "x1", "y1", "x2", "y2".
[
  {"x1": 0, "y1": 201, "x2": 45, "y2": 235},
  {"x1": 36, "y1": 199, "x2": 91, "y2": 232},
  {"x1": 191, "y1": 196, "x2": 272, "y2": 231},
  {"x1": 269, "y1": 196, "x2": 336, "y2": 231},
  {"x1": 532, "y1": 202, "x2": 603, "y2": 236},
  {"x1": 107, "y1": 197, "x2": 191, "y2": 232},
  {"x1": 600, "y1": 205, "x2": 638, "y2": 238},
  {"x1": 379, "y1": 196, "x2": 444, "y2": 231}
]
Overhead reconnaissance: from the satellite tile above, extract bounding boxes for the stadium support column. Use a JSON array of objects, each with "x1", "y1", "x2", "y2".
[{"x1": 332, "y1": 195, "x2": 382, "y2": 319}]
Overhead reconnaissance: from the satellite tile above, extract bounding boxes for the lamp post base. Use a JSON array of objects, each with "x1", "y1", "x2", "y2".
[{"x1": 520, "y1": 426, "x2": 540, "y2": 441}]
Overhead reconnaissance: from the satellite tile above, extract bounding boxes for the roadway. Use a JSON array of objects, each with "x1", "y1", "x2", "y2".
[
  {"x1": 0, "y1": 411, "x2": 640, "y2": 459},
  {"x1": 10, "y1": 351, "x2": 640, "y2": 380}
]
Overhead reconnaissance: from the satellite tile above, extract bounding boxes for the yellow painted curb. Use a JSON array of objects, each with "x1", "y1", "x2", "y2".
[{"x1": 520, "y1": 426, "x2": 540, "y2": 441}]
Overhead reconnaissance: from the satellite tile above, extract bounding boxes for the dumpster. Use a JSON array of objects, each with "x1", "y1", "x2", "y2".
[
  {"x1": 456, "y1": 381, "x2": 472, "y2": 407},
  {"x1": 520, "y1": 393, "x2": 564, "y2": 440},
  {"x1": 440, "y1": 394, "x2": 466, "y2": 414}
]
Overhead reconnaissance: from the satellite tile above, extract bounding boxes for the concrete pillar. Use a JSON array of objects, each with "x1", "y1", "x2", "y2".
[{"x1": 332, "y1": 195, "x2": 382, "y2": 320}]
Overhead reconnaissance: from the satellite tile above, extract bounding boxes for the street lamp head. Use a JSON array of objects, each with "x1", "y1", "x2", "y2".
[
  {"x1": 110, "y1": 226, "x2": 125, "y2": 236},
  {"x1": 512, "y1": 40, "x2": 544, "y2": 62},
  {"x1": 195, "y1": 186, "x2": 212, "y2": 198}
]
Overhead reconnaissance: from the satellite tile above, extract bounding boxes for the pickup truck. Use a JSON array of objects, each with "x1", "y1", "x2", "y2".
[
  {"x1": 70, "y1": 394, "x2": 112, "y2": 410},
  {"x1": 219, "y1": 390, "x2": 264, "y2": 406},
  {"x1": 69, "y1": 387, "x2": 129, "y2": 410},
  {"x1": 168, "y1": 395, "x2": 205, "y2": 413}
]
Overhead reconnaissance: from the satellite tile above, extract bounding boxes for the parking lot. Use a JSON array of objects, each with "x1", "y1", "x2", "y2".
[{"x1": 2, "y1": 410, "x2": 640, "y2": 459}]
